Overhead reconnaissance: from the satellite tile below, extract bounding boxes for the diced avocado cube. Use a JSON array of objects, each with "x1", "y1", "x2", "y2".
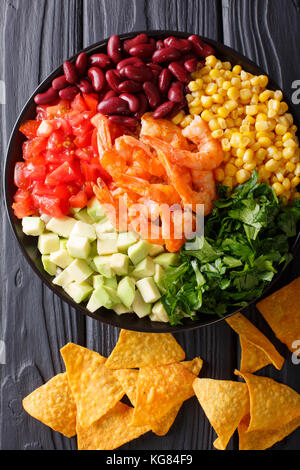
[
  {"x1": 104, "y1": 276, "x2": 118, "y2": 290},
  {"x1": 86, "y1": 285, "x2": 120, "y2": 313},
  {"x1": 64, "y1": 281, "x2": 93, "y2": 304},
  {"x1": 50, "y1": 249, "x2": 74, "y2": 269},
  {"x1": 128, "y1": 240, "x2": 151, "y2": 265},
  {"x1": 117, "y1": 276, "x2": 136, "y2": 308},
  {"x1": 154, "y1": 264, "x2": 165, "y2": 292},
  {"x1": 113, "y1": 304, "x2": 133, "y2": 315},
  {"x1": 131, "y1": 256, "x2": 155, "y2": 279},
  {"x1": 22, "y1": 217, "x2": 45, "y2": 236},
  {"x1": 117, "y1": 231, "x2": 140, "y2": 253},
  {"x1": 110, "y1": 253, "x2": 130, "y2": 276},
  {"x1": 42, "y1": 255, "x2": 57, "y2": 276},
  {"x1": 136, "y1": 277, "x2": 161, "y2": 304},
  {"x1": 67, "y1": 236, "x2": 91, "y2": 259},
  {"x1": 53, "y1": 259, "x2": 93, "y2": 287},
  {"x1": 151, "y1": 301, "x2": 169, "y2": 322},
  {"x1": 94, "y1": 255, "x2": 113, "y2": 278},
  {"x1": 89, "y1": 240, "x2": 98, "y2": 258},
  {"x1": 132, "y1": 291, "x2": 152, "y2": 318},
  {"x1": 46, "y1": 216, "x2": 77, "y2": 237},
  {"x1": 87, "y1": 197, "x2": 106, "y2": 222},
  {"x1": 74, "y1": 208, "x2": 94, "y2": 224},
  {"x1": 38, "y1": 233, "x2": 60, "y2": 254},
  {"x1": 153, "y1": 253, "x2": 180, "y2": 269},
  {"x1": 69, "y1": 207, "x2": 81, "y2": 214},
  {"x1": 97, "y1": 233, "x2": 118, "y2": 255},
  {"x1": 94, "y1": 218, "x2": 115, "y2": 237},
  {"x1": 93, "y1": 274, "x2": 105, "y2": 289},
  {"x1": 148, "y1": 243, "x2": 165, "y2": 257},
  {"x1": 70, "y1": 221, "x2": 96, "y2": 242}
]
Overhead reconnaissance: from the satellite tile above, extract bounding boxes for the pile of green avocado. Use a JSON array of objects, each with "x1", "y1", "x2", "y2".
[{"x1": 21, "y1": 197, "x2": 179, "y2": 323}]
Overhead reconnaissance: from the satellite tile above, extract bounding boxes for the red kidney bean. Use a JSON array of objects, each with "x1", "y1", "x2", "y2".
[
  {"x1": 180, "y1": 51, "x2": 198, "y2": 62},
  {"x1": 184, "y1": 58, "x2": 198, "y2": 73},
  {"x1": 163, "y1": 37, "x2": 192, "y2": 53},
  {"x1": 143, "y1": 81, "x2": 161, "y2": 109},
  {"x1": 118, "y1": 80, "x2": 142, "y2": 93},
  {"x1": 119, "y1": 93, "x2": 140, "y2": 112},
  {"x1": 152, "y1": 47, "x2": 181, "y2": 64},
  {"x1": 105, "y1": 69, "x2": 122, "y2": 92},
  {"x1": 63, "y1": 61, "x2": 78, "y2": 84},
  {"x1": 97, "y1": 96, "x2": 129, "y2": 115},
  {"x1": 158, "y1": 68, "x2": 172, "y2": 95},
  {"x1": 108, "y1": 115, "x2": 139, "y2": 127},
  {"x1": 152, "y1": 101, "x2": 174, "y2": 119},
  {"x1": 88, "y1": 67, "x2": 106, "y2": 92},
  {"x1": 168, "y1": 61, "x2": 190, "y2": 83},
  {"x1": 78, "y1": 79, "x2": 94, "y2": 94},
  {"x1": 116, "y1": 57, "x2": 143, "y2": 73},
  {"x1": 34, "y1": 87, "x2": 58, "y2": 105},
  {"x1": 52, "y1": 75, "x2": 68, "y2": 91},
  {"x1": 123, "y1": 33, "x2": 149, "y2": 53},
  {"x1": 89, "y1": 53, "x2": 112, "y2": 69},
  {"x1": 123, "y1": 65, "x2": 153, "y2": 82},
  {"x1": 107, "y1": 34, "x2": 122, "y2": 63},
  {"x1": 75, "y1": 52, "x2": 88, "y2": 76},
  {"x1": 156, "y1": 39, "x2": 164, "y2": 50},
  {"x1": 168, "y1": 81, "x2": 184, "y2": 103},
  {"x1": 134, "y1": 93, "x2": 149, "y2": 119},
  {"x1": 187, "y1": 35, "x2": 215, "y2": 58},
  {"x1": 103, "y1": 90, "x2": 117, "y2": 100},
  {"x1": 146, "y1": 62, "x2": 162, "y2": 79},
  {"x1": 129, "y1": 42, "x2": 156, "y2": 59},
  {"x1": 59, "y1": 86, "x2": 78, "y2": 100}
]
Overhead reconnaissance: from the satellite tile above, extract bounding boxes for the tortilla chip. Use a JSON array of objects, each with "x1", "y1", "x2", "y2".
[
  {"x1": 132, "y1": 363, "x2": 196, "y2": 427},
  {"x1": 61, "y1": 343, "x2": 124, "y2": 428},
  {"x1": 23, "y1": 373, "x2": 76, "y2": 438},
  {"x1": 193, "y1": 378, "x2": 249, "y2": 450},
  {"x1": 238, "y1": 413, "x2": 300, "y2": 450},
  {"x1": 77, "y1": 402, "x2": 151, "y2": 450},
  {"x1": 114, "y1": 369, "x2": 139, "y2": 406},
  {"x1": 105, "y1": 330, "x2": 185, "y2": 369},
  {"x1": 256, "y1": 277, "x2": 300, "y2": 355},
  {"x1": 235, "y1": 370, "x2": 300, "y2": 432},
  {"x1": 181, "y1": 357, "x2": 203, "y2": 376},
  {"x1": 226, "y1": 312, "x2": 284, "y2": 372}
]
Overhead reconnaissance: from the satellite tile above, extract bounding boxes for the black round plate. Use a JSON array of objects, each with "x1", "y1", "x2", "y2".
[{"x1": 4, "y1": 30, "x2": 300, "y2": 332}]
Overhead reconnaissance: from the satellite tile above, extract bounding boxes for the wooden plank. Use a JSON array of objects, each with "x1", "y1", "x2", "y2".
[
  {"x1": 82, "y1": 0, "x2": 236, "y2": 451},
  {"x1": 0, "y1": 0, "x2": 85, "y2": 450},
  {"x1": 222, "y1": 0, "x2": 300, "y2": 450}
]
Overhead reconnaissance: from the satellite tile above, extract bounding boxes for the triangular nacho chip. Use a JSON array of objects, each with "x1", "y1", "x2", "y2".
[
  {"x1": 61, "y1": 343, "x2": 124, "y2": 428},
  {"x1": 238, "y1": 413, "x2": 300, "y2": 450},
  {"x1": 23, "y1": 373, "x2": 76, "y2": 438},
  {"x1": 193, "y1": 378, "x2": 249, "y2": 450},
  {"x1": 132, "y1": 363, "x2": 196, "y2": 426},
  {"x1": 114, "y1": 369, "x2": 139, "y2": 406},
  {"x1": 226, "y1": 312, "x2": 284, "y2": 372},
  {"x1": 256, "y1": 277, "x2": 300, "y2": 355},
  {"x1": 105, "y1": 330, "x2": 185, "y2": 369},
  {"x1": 77, "y1": 402, "x2": 151, "y2": 450},
  {"x1": 235, "y1": 370, "x2": 300, "y2": 432}
]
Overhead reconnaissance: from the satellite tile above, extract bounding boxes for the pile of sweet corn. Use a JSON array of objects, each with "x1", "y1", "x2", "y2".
[{"x1": 172, "y1": 55, "x2": 300, "y2": 201}]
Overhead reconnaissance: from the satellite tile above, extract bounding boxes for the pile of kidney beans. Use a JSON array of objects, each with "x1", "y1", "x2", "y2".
[{"x1": 34, "y1": 33, "x2": 214, "y2": 126}]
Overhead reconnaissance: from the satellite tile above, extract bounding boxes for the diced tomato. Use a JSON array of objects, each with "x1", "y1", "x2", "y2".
[
  {"x1": 32, "y1": 194, "x2": 66, "y2": 218},
  {"x1": 23, "y1": 162, "x2": 46, "y2": 182},
  {"x1": 83, "y1": 93, "x2": 99, "y2": 113},
  {"x1": 91, "y1": 128, "x2": 99, "y2": 154},
  {"x1": 12, "y1": 189, "x2": 35, "y2": 218},
  {"x1": 84, "y1": 182, "x2": 95, "y2": 199},
  {"x1": 46, "y1": 129, "x2": 66, "y2": 153},
  {"x1": 71, "y1": 93, "x2": 89, "y2": 112},
  {"x1": 80, "y1": 160, "x2": 112, "y2": 184},
  {"x1": 45, "y1": 161, "x2": 82, "y2": 185},
  {"x1": 22, "y1": 137, "x2": 47, "y2": 160},
  {"x1": 69, "y1": 190, "x2": 88, "y2": 209},
  {"x1": 75, "y1": 147, "x2": 94, "y2": 162},
  {"x1": 46, "y1": 100, "x2": 70, "y2": 119},
  {"x1": 14, "y1": 162, "x2": 31, "y2": 190},
  {"x1": 19, "y1": 120, "x2": 40, "y2": 139},
  {"x1": 74, "y1": 130, "x2": 93, "y2": 149}
]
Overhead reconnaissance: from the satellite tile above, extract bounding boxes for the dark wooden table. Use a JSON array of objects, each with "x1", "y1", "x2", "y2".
[{"x1": 1, "y1": 0, "x2": 300, "y2": 451}]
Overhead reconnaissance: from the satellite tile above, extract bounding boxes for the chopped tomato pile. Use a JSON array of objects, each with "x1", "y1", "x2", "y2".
[{"x1": 12, "y1": 93, "x2": 132, "y2": 219}]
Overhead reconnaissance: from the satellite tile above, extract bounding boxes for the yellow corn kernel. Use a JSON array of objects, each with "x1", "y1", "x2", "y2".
[
  {"x1": 282, "y1": 178, "x2": 291, "y2": 191},
  {"x1": 200, "y1": 95, "x2": 213, "y2": 108},
  {"x1": 273, "y1": 90, "x2": 283, "y2": 101},
  {"x1": 223, "y1": 175, "x2": 233, "y2": 187},
  {"x1": 259, "y1": 75, "x2": 269, "y2": 87},
  {"x1": 211, "y1": 104, "x2": 220, "y2": 114},
  {"x1": 185, "y1": 94, "x2": 194, "y2": 104},
  {"x1": 282, "y1": 132, "x2": 293, "y2": 142},
  {"x1": 279, "y1": 102, "x2": 289, "y2": 115},
  {"x1": 190, "y1": 97, "x2": 202, "y2": 107},
  {"x1": 272, "y1": 182, "x2": 284, "y2": 195},
  {"x1": 231, "y1": 76, "x2": 241, "y2": 88},
  {"x1": 284, "y1": 113, "x2": 294, "y2": 125},
  {"x1": 235, "y1": 158, "x2": 244, "y2": 168},
  {"x1": 212, "y1": 93, "x2": 224, "y2": 104},
  {"x1": 236, "y1": 169, "x2": 251, "y2": 184},
  {"x1": 255, "y1": 121, "x2": 269, "y2": 132},
  {"x1": 265, "y1": 159, "x2": 280, "y2": 172},
  {"x1": 282, "y1": 147, "x2": 295, "y2": 159},
  {"x1": 208, "y1": 118, "x2": 220, "y2": 131},
  {"x1": 224, "y1": 163, "x2": 237, "y2": 177},
  {"x1": 217, "y1": 106, "x2": 230, "y2": 118},
  {"x1": 259, "y1": 90, "x2": 273, "y2": 102},
  {"x1": 226, "y1": 118, "x2": 235, "y2": 128},
  {"x1": 171, "y1": 110, "x2": 186, "y2": 125},
  {"x1": 209, "y1": 68, "x2": 220, "y2": 79},
  {"x1": 286, "y1": 161, "x2": 296, "y2": 173},
  {"x1": 239, "y1": 88, "x2": 251, "y2": 103},
  {"x1": 232, "y1": 64, "x2": 242, "y2": 74},
  {"x1": 255, "y1": 148, "x2": 267, "y2": 162},
  {"x1": 227, "y1": 87, "x2": 239, "y2": 101},
  {"x1": 222, "y1": 61, "x2": 232, "y2": 70},
  {"x1": 195, "y1": 78, "x2": 204, "y2": 88},
  {"x1": 201, "y1": 109, "x2": 215, "y2": 122},
  {"x1": 294, "y1": 162, "x2": 300, "y2": 176},
  {"x1": 276, "y1": 172, "x2": 284, "y2": 183},
  {"x1": 206, "y1": 55, "x2": 218, "y2": 67},
  {"x1": 236, "y1": 148, "x2": 245, "y2": 159},
  {"x1": 283, "y1": 139, "x2": 297, "y2": 149},
  {"x1": 245, "y1": 115, "x2": 256, "y2": 125},
  {"x1": 241, "y1": 80, "x2": 251, "y2": 89},
  {"x1": 244, "y1": 161, "x2": 257, "y2": 172},
  {"x1": 291, "y1": 125, "x2": 298, "y2": 134},
  {"x1": 258, "y1": 136, "x2": 272, "y2": 148},
  {"x1": 240, "y1": 70, "x2": 249, "y2": 81},
  {"x1": 189, "y1": 106, "x2": 203, "y2": 116},
  {"x1": 291, "y1": 176, "x2": 300, "y2": 188},
  {"x1": 230, "y1": 132, "x2": 250, "y2": 148},
  {"x1": 214, "y1": 60, "x2": 223, "y2": 70},
  {"x1": 223, "y1": 151, "x2": 231, "y2": 162},
  {"x1": 221, "y1": 138, "x2": 231, "y2": 151},
  {"x1": 242, "y1": 149, "x2": 254, "y2": 163},
  {"x1": 180, "y1": 115, "x2": 193, "y2": 128},
  {"x1": 215, "y1": 167, "x2": 225, "y2": 182},
  {"x1": 205, "y1": 83, "x2": 218, "y2": 95},
  {"x1": 199, "y1": 65, "x2": 211, "y2": 76},
  {"x1": 246, "y1": 105, "x2": 259, "y2": 115},
  {"x1": 211, "y1": 129, "x2": 223, "y2": 139},
  {"x1": 188, "y1": 81, "x2": 200, "y2": 92},
  {"x1": 222, "y1": 80, "x2": 231, "y2": 91},
  {"x1": 217, "y1": 117, "x2": 227, "y2": 129},
  {"x1": 231, "y1": 109, "x2": 239, "y2": 120},
  {"x1": 225, "y1": 100, "x2": 238, "y2": 112}
]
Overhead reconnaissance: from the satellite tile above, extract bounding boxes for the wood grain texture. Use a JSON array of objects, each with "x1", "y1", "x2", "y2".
[{"x1": 0, "y1": 0, "x2": 300, "y2": 451}]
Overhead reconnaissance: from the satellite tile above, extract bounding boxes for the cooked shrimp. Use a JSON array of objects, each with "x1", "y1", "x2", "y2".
[
  {"x1": 140, "y1": 113, "x2": 191, "y2": 150},
  {"x1": 91, "y1": 113, "x2": 112, "y2": 157},
  {"x1": 191, "y1": 169, "x2": 217, "y2": 201}
]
